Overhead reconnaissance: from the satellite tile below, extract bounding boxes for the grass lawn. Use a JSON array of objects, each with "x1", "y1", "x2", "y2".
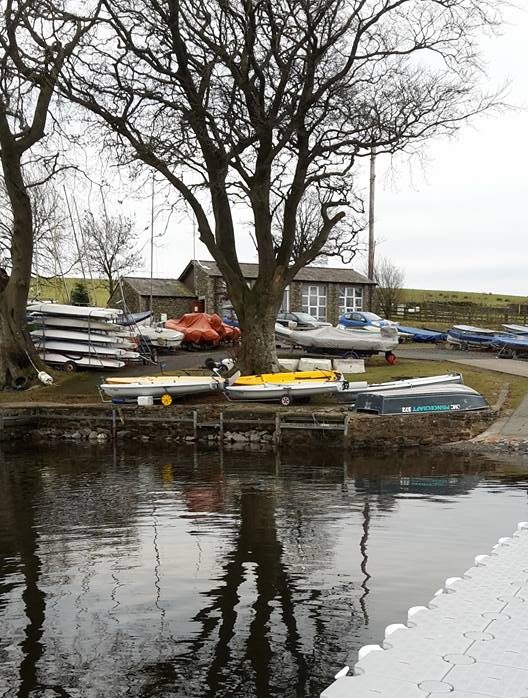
[
  {"x1": 401, "y1": 288, "x2": 528, "y2": 308},
  {"x1": 1, "y1": 355, "x2": 527, "y2": 411}
]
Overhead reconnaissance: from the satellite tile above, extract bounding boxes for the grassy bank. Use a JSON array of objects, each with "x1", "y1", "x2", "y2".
[{"x1": 1, "y1": 356, "x2": 527, "y2": 410}]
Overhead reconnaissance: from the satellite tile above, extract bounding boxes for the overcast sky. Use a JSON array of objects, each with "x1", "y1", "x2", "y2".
[{"x1": 137, "y1": 3, "x2": 527, "y2": 297}]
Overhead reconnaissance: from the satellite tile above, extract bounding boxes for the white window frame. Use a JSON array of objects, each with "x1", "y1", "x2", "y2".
[
  {"x1": 302, "y1": 284, "x2": 327, "y2": 321},
  {"x1": 339, "y1": 285, "x2": 363, "y2": 315}
]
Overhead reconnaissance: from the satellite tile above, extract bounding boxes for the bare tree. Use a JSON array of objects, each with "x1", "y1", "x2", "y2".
[
  {"x1": 373, "y1": 256, "x2": 405, "y2": 319},
  {"x1": 81, "y1": 210, "x2": 141, "y2": 297},
  {"x1": 0, "y1": 0, "x2": 97, "y2": 387},
  {"x1": 61, "y1": 0, "x2": 501, "y2": 372}
]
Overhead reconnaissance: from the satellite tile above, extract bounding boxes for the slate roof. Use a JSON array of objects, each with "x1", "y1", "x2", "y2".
[
  {"x1": 123, "y1": 276, "x2": 196, "y2": 298},
  {"x1": 192, "y1": 260, "x2": 374, "y2": 285}
]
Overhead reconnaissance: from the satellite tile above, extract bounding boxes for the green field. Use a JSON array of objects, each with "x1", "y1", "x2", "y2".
[
  {"x1": 401, "y1": 288, "x2": 528, "y2": 308},
  {"x1": 30, "y1": 277, "x2": 110, "y2": 306}
]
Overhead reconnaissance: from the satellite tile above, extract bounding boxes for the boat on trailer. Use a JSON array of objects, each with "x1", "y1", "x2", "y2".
[
  {"x1": 355, "y1": 383, "x2": 488, "y2": 415},
  {"x1": 446, "y1": 325, "x2": 497, "y2": 348},
  {"x1": 274, "y1": 323, "x2": 398, "y2": 359},
  {"x1": 502, "y1": 324, "x2": 528, "y2": 336},
  {"x1": 101, "y1": 375, "x2": 224, "y2": 401},
  {"x1": 492, "y1": 333, "x2": 528, "y2": 358},
  {"x1": 224, "y1": 374, "x2": 343, "y2": 406},
  {"x1": 38, "y1": 352, "x2": 126, "y2": 370},
  {"x1": 337, "y1": 373, "x2": 464, "y2": 403}
]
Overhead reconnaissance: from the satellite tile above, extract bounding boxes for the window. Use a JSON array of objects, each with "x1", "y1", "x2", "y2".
[
  {"x1": 301, "y1": 284, "x2": 327, "y2": 320},
  {"x1": 280, "y1": 286, "x2": 290, "y2": 313},
  {"x1": 339, "y1": 285, "x2": 363, "y2": 314}
]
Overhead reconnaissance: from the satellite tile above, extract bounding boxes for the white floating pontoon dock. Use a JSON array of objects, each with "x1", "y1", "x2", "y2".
[{"x1": 321, "y1": 521, "x2": 528, "y2": 698}]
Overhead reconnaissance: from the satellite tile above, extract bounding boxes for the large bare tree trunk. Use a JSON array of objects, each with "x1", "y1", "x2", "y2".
[
  {"x1": 0, "y1": 289, "x2": 35, "y2": 389},
  {"x1": 0, "y1": 149, "x2": 39, "y2": 389},
  {"x1": 234, "y1": 288, "x2": 282, "y2": 375}
]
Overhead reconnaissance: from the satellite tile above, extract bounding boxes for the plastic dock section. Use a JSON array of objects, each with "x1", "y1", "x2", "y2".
[{"x1": 321, "y1": 522, "x2": 528, "y2": 698}]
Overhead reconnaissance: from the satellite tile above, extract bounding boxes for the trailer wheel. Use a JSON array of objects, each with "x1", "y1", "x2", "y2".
[
  {"x1": 63, "y1": 361, "x2": 77, "y2": 373},
  {"x1": 160, "y1": 393, "x2": 173, "y2": 407},
  {"x1": 280, "y1": 394, "x2": 292, "y2": 407},
  {"x1": 385, "y1": 352, "x2": 397, "y2": 365}
]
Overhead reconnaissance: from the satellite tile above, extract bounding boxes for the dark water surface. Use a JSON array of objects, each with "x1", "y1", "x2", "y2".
[{"x1": 1, "y1": 444, "x2": 527, "y2": 698}]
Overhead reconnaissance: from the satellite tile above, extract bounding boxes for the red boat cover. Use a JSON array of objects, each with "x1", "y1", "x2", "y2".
[{"x1": 166, "y1": 313, "x2": 240, "y2": 344}]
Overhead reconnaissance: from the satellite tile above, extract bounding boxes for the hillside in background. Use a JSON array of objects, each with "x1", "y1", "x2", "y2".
[
  {"x1": 401, "y1": 288, "x2": 528, "y2": 308},
  {"x1": 30, "y1": 278, "x2": 111, "y2": 307}
]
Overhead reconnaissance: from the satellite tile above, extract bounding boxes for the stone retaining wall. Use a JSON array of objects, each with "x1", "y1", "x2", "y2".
[{"x1": 0, "y1": 404, "x2": 495, "y2": 451}]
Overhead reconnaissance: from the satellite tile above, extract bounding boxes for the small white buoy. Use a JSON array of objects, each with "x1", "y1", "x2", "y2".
[
  {"x1": 37, "y1": 371, "x2": 54, "y2": 385},
  {"x1": 357, "y1": 644, "x2": 383, "y2": 661},
  {"x1": 334, "y1": 666, "x2": 349, "y2": 679}
]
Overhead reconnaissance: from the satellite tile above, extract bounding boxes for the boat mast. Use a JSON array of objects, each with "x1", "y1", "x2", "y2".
[
  {"x1": 367, "y1": 148, "x2": 376, "y2": 311},
  {"x1": 150, "y1": 173, "x2": 154, "y2": 314}
]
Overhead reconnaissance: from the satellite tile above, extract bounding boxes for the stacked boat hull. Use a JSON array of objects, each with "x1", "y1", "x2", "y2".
[{"x1": 28, "y1": 302, "x2": 141, "y2": 371}]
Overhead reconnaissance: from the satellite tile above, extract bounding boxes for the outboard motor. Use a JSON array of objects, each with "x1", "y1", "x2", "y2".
[{"x1": 204, "y1": 357, "x2": 235, "y2": 375}]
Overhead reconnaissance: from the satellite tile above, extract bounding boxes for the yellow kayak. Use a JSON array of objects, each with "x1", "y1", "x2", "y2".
[{"x1": 234, "y1": 370, "x2": 338, "y2": 386}]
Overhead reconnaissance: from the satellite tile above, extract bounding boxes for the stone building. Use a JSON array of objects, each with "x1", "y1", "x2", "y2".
[
  {"x1": 107, "y1": 276, "x2": 198, "y2": 319},
  {"x1": 179, "y1": 260, "x2": 375, "y2": 325}
]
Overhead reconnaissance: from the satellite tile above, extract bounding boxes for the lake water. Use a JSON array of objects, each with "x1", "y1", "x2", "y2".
[{"x1": 1, "y1": 443, "x2": 527, "y2": 697}]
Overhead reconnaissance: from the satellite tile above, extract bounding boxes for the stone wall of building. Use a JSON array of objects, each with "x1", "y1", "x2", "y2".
[
  {"x1": 107, "y1": 282, "x2": 140, "y2": 313},
  {"x1": 143, "y1": 296, "x2": 197, "y2": 320}
]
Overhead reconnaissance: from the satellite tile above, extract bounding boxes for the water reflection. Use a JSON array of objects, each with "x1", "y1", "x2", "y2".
[{"x1": 0, "y1": 444, "x2": 527, "y2": 697}]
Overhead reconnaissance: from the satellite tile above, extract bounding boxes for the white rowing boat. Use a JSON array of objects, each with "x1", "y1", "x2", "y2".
[{"x1": 337, "y1": 373, "x2": 464, "y2": 403}]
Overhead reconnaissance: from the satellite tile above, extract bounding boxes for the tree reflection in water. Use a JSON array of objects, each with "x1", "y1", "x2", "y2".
[{"x1": 0, "y1": 443, "x2": 522, "y2": 698}]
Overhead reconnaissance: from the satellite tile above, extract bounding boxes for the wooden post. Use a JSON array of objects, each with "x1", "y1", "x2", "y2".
[
  {"x1": 367, "y1": 148, "x2": 376, "y2": 311},
  {"x1": 274, "y1": 413, "x2": 281, "y2": 446},
  {"x1": 219, "y1": 410, "x2": 224, "y2": 443},
  {"x1": 193, "y1": 410, "x2": 198, "y2": 440},
  {"x1": 112, "y1": 409, "x2": 116, "y2": 441}
]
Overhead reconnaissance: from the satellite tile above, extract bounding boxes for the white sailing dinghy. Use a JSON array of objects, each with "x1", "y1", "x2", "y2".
[
  {"x1": 27, "y1": 302, "x2": 122, "y2": 320},
  {"x1": 275, "y1": 323, "x2": 398, "y2": 356},
  {"x1": 29, "y1": 315, "x2": 132, "y2": 335},
  {"x1": 38, "y1": 352, "x2": 126, "y2": 370},
  {"x1": 34, "y1": 339, "x2": 140, "y2": 359},
  {"x1": 100, "y1": 375, "x2": 224, "y2": 400},
  {"x1": 30, "y1": 328, "x2": 136, "y2": 347},
  {"x1": 223, "y1": 370, "x2": 345, "y2": 405}
]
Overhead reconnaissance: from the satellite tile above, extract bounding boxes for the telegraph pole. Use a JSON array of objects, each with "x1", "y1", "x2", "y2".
[
  {"x1": 367, "y1": 148, "x2": 376, "y2": 311},
  {"x1": 149, "y1": 173, "x2": 154, "y2": 313}
]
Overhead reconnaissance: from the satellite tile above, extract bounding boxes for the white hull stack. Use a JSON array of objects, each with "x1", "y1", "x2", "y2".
[
  {"x1": 28, "y1": 302, "x2": 141, "y2": 371},
  {"x1": 224, "y1": 379, "x2": 342, "y2": 404}
]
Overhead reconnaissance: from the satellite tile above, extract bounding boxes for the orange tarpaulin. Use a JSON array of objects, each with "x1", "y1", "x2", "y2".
[{"x1": 166, "y1": 313, "x2": 240, "y2": 344}]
